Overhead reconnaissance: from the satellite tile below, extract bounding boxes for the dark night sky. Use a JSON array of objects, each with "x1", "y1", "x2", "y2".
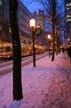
[
  {"x1": 21, "y1": 0, "x2": 64, "y2": 32},
  {"x1": 21, "y1": 0, "x2": 64, "y2": 13},
  {"x1": 21, "y1": 0, "x2": 44, "y2": 13}
]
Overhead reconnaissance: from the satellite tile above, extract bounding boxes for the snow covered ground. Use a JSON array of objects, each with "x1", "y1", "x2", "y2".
[{"x1": 0, "y1": 51, "x2": 71, "y2": 108}]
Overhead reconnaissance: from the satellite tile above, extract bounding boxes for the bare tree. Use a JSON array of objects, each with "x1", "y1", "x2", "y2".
[
  {"x1": 51, "y1": 0, "x2": 56, "y2": 61},
  {"x1": 9, "y1": 0, "x2": 23, "y2": 100},
  {"x1": 30, "y1": 0, "x2": 56, "y2": 61},
  {"x1": 30, "y1": 0, "x2": 64, "y2": 61},
  {"x1": 56, "y1": 12, "x2": 65, "y2": 52}
]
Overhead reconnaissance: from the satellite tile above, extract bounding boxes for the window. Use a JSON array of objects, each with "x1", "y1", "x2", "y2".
[
  {"x1": 0, "y1": 24, "x2": 2, "y2": 30},
  {"x1": 9, "y1": 27, "x2": 11, "y2": 33},
  {"x1": 66, "y1": 3, "x2": 71, "y2": 6},
  {"x1": 67, "y1": 18, "x2": 71, "y2": 22},
  {"x1": 0, "y1": 0, "x2": 2, "y2": 5}
]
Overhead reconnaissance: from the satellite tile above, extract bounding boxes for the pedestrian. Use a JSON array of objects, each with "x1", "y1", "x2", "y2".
[
  {"x1": 67, "y1": 46, "x2": 71, "y2": 63},
  {"x1": 61, "y1": 47, "x2": 65, "y2": 53}
]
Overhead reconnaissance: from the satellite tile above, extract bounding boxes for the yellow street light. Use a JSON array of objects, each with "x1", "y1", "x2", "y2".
[
  {"x1": 48, "y1": 34, "x2": 51, "y2": 39},
  {"x1": 30, "y1": 18, "x2": 36, "y2": 67},
  {"x1": 30, "y1": 18, "x2": 35, "y2": 27},
  {"x1": 47, "y1": 34, "x2": 51, "y2": 57}
]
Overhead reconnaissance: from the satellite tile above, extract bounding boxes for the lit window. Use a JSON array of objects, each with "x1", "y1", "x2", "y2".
[
  {"x1": 67, "y1": 7, "x2": 69, "y2": 10},
  {"x1": 9, "y1": 27, "x2": 11, "y2": 33},
  {"x1": 67, "y1": 18, "x2": 71, "y2": 22},
  {"x1": 0, "y1": 24, "x2": 2, "y2": 30},
  {"x1": 0, "y1": 0, "x2": 2, "y2": 5},
  {"x1": 67, "y1": 15, "x2": 71, "y2": 18},
  {"x1": 66, "y1": 3, "x2": 71, "y2": 6}
]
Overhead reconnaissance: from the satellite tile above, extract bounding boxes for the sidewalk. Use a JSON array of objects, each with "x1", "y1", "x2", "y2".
[{"x1": 0, "y1": 52, "x2": 71, "y2": 108}]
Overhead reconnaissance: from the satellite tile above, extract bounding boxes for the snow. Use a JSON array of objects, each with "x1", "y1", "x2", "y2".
[
  {"x1": 0, "y1": 51, "x2": 71, "y2": 108},
  {"x1": 2, "y1": 100, "x2": 23, "y2": 108}
]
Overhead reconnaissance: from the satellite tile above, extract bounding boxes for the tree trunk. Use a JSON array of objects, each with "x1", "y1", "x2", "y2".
[
  {"x1": 51, "y1": 15, "x2": 55, "y2": 61},
  {"x1": 9, "y1": 0, "x2": 23, "y2": 100},
  {"x1": 51, "y1": 0, "x2": 56, "y2": 61}
]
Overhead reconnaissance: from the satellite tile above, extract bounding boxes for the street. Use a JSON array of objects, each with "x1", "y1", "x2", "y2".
[{"x1": 0, "y1": 52, "x2": 48, "y2": 76}]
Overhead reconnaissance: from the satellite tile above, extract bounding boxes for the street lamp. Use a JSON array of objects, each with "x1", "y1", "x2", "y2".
[
  {"x1": 47, "y1": 34, "x2": 51, "y2": 57},
  {"x1": 30, "y1": 18, "x2": 36, "y2": 67},
  {"x1": 67, "y1": 37, "x2": 70, "y2": 44}
]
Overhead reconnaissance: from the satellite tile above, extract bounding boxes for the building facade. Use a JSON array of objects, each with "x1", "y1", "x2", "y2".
[
  {"x1": 33, "y1": 9, "x2": 46, "y2": 46},
  {"x1": 65, "y1": 0, "x2": 71, "y2": 41},
  {"x1": 0, "y1": 0, "x2": 32, "y2": 44},
  {"x1": 18, "y1": 0, "x2": 32, "y2": 44},
  {"x1": 0, "y1": 0, "x2": 10, "y2": 42},
  {"x1": 33, "y1": 9, "x2": 45, "y2": 30}
]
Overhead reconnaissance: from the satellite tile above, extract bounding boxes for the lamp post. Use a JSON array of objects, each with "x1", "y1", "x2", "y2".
[
  {"x1": 48, "y1": 34, "x2": 51, "y2": 57},
  {"x1": 30, "y1": 18, "x2": 36, "y2": 67},
  {"x1": 67, "y1": 37, "x2": 70, "y2": 44}
]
